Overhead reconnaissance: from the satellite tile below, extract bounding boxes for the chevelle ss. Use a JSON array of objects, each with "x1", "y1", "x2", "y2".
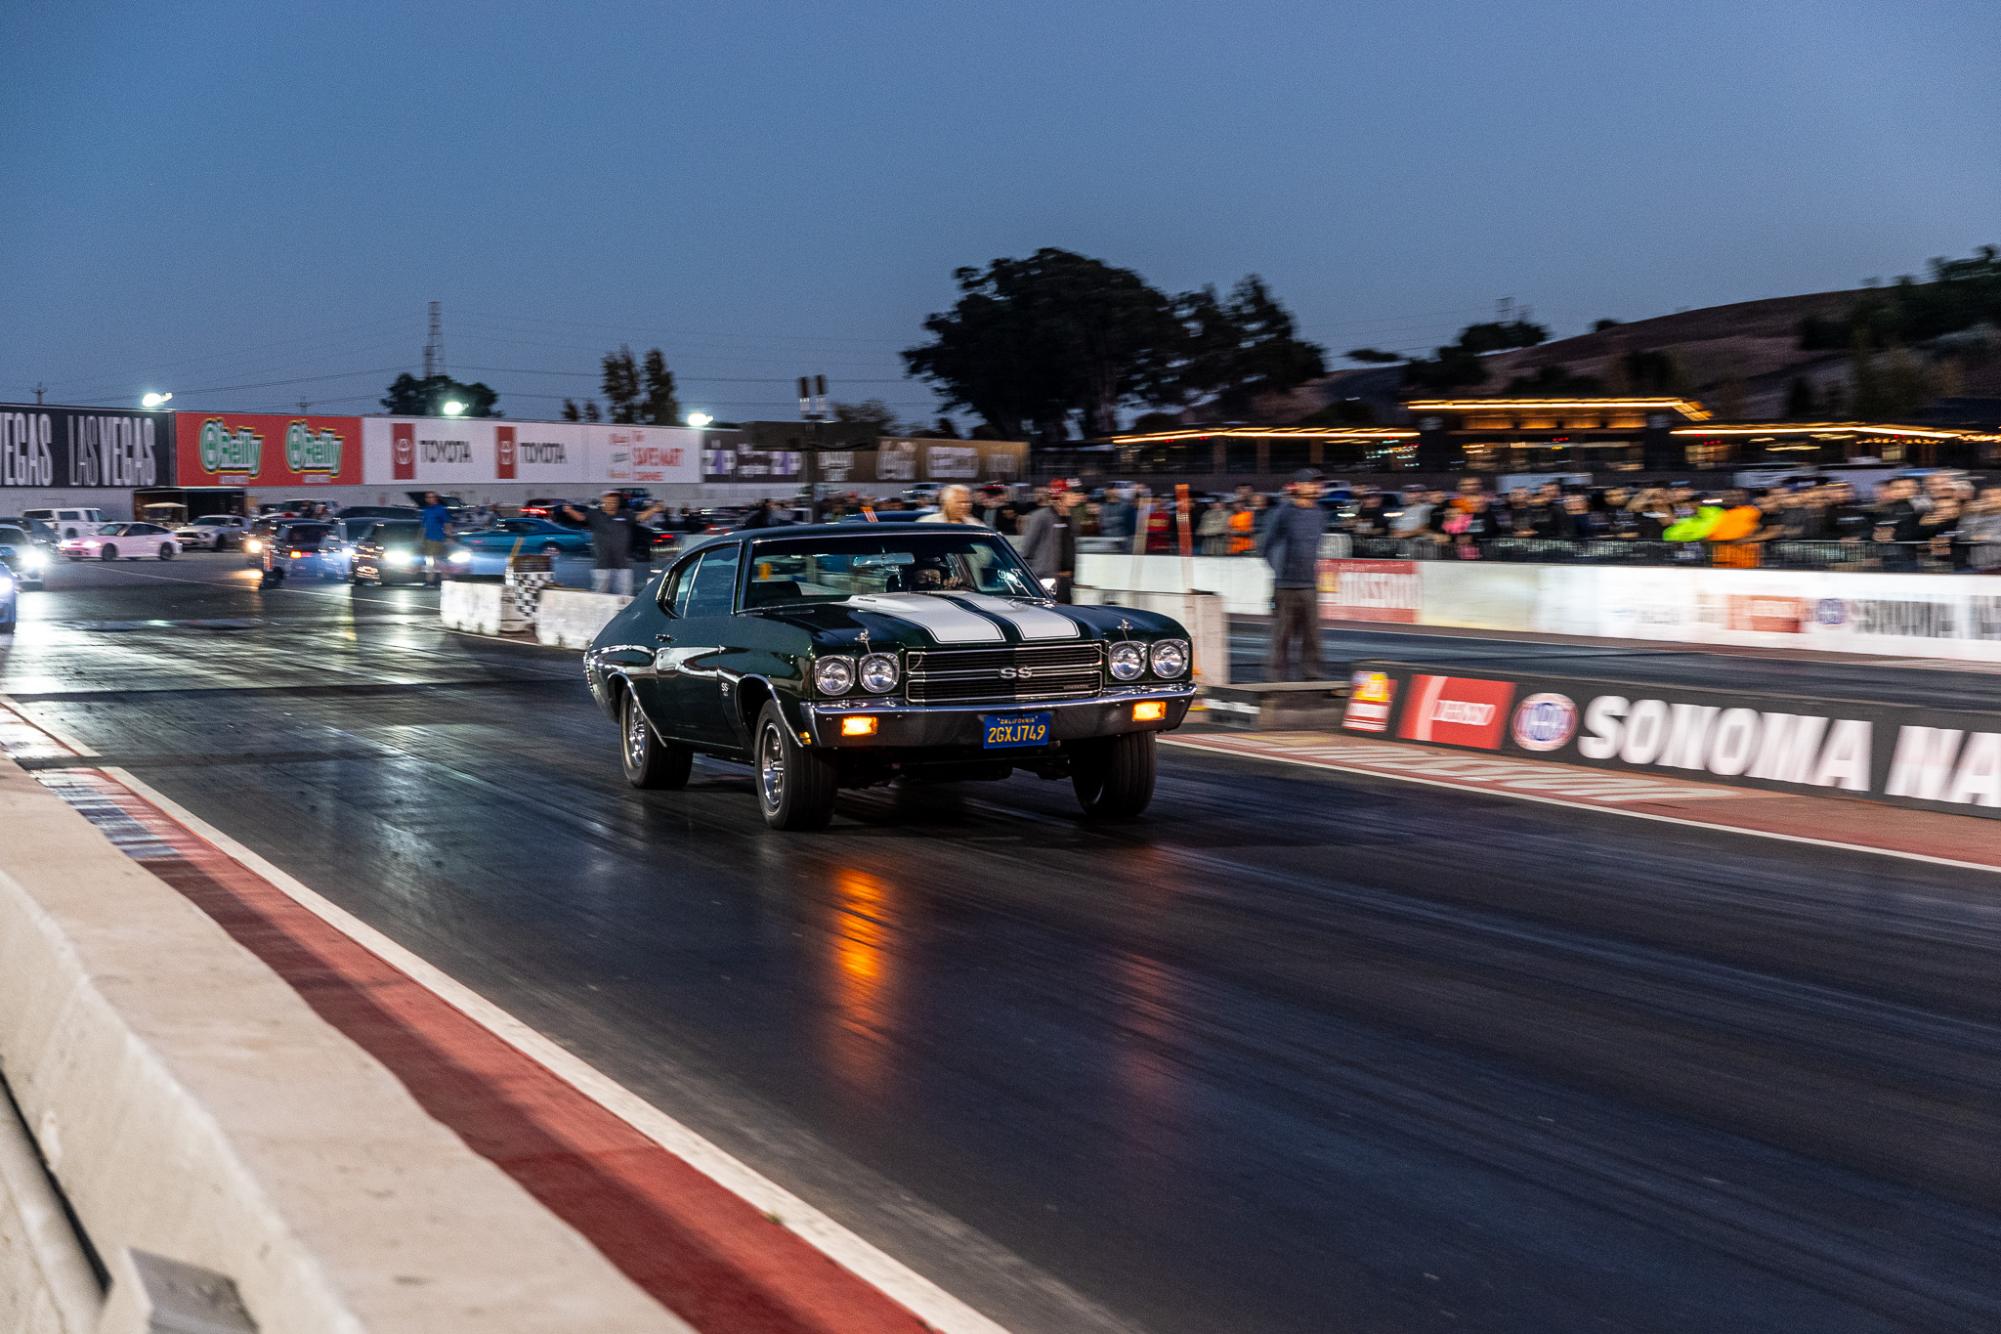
[{"x1": 585, "y1": 524, "x2": 1195, "y2": 829}]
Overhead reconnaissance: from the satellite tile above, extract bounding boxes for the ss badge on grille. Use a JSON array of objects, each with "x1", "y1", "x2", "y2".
[{"x1": 998, "y1": 666, "x2": 1033, "y2": 680}]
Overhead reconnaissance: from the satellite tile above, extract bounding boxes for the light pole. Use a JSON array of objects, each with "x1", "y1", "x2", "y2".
[
  {"x1": 685, "y1": 411, "x2": 713, "y2": 428},
  {"x1": 442, "y1": 399, "x2": 467, "y2": 417},
  {"x1": 140, "y1": 391, "x2": 173, "y2": 408}
]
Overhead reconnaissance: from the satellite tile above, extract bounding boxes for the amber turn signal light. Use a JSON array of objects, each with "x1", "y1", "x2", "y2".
[
  {"x1": 1132, "y1": 701, "x2": 1167, "y2": 723},
  {"x1": 840, "y1": 715, "x2": 879, "y2": 737}
]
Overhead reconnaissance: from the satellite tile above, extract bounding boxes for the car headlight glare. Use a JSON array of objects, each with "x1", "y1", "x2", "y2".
[
  {"x1": 858, "y1": 652, "x2": 898, "y2": 693},
  {"x1": 449, "y1": 549, "x2": 472, "y2": 564},
  {"x1": 243, "y1": 538, "x2": 262, "y2": 553},
  {"x1": 387, "y1": 550, "x2": 415, "y2": 567},
  {"x1": 1108, "y1": 641, "x2": 1146, "y2": 681},
  {"x1": 21, "y1": 551, "x2": 45, "y2": 571},
  {"x1": 814, "y1": 655, "x2": 855, "y2": 696},
  {"x1": 1149, "y1": 639, "x2": 1190, "y2": 679}
]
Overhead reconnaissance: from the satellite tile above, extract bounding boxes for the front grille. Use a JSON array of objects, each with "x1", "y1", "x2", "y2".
[{"x1": 905, "y1": 642, "x2": 1103, "y2": 706}]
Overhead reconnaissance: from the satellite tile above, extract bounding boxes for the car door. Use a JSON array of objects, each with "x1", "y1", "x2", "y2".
[{"x1": 656, "y1": 544, "x2": 742, "y2": 747}]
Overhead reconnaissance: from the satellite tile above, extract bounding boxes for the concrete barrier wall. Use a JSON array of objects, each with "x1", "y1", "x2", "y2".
[
  {"x1": 534, "y1": 588, "x2": 630, "y2": 648},
  {"x1": 1078, "y1": 552, "x2": 1272, "y2": 615},
  {"x1": 0, "y1": 759, "x2": 685, "y2": 1333},
  {"x1": 1081, "y1": 553, "x2": 2001, "y2": 663},
  {"x1": 439, "y1": 579, "x2": 527, "y2": 636}
]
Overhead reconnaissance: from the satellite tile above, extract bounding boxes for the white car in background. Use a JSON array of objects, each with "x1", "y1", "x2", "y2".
[
  {"x1": 174, "y1": 515, "x2": 248, "y2": 550},
  {"x1": 59, "y1": 522, "x2": 181, "y2": 562}
]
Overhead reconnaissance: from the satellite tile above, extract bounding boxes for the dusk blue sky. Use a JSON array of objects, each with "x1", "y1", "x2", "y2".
[{"x1": 5, "y1": 1, "x2": 1997, "y2": 423}]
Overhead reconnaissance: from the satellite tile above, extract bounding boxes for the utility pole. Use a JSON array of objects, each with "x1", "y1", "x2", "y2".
[
  {"x1": 423, "y1": 301, "x2": 444, "y2": 380},
  {"x1": 33, "y1": 383, "x2": 45, "y2": 405},
  {"x1": 797, "y1": 374, "x2": 828, "y2": 498}
]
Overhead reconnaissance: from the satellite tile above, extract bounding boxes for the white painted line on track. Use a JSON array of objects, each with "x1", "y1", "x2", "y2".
[
  {"x1": 1162, "y1": 736, "x2": 2001, "y2": 876},
  {"x1": 0, "y1": 693, "x2": 99, "y2": 756},
  {"x1": 99, "y1": 764, "x2": 1011, "y2": 1334}
]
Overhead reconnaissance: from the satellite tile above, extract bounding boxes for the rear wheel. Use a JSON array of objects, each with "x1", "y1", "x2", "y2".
[
  {"x1": 621, "y1": 687, "x2": 692, "y2": 789},
  {"x1": 1071, "y1": 731, "x2": 1158, "y2": 819},
  {"x1": 755, "y1": 700, "x2": 836, "y2": 830},
  {"x1": 99, "y1": 545, "x2": 118, "y2": 561}
]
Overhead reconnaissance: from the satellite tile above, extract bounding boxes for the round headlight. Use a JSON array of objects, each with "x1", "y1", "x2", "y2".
[
  {"x1": 814, "y1": 655, "x2": 855, "y2": 696},
  {"x1": 1149, "y1": 639, "x2": 1189, "y2": 679},
  {"x1": 858, "y1": 652, "x2": 899, "y2": 693},
  {"x1": 1108, "y1": 641, "x2": 1145, "y2": 681}
]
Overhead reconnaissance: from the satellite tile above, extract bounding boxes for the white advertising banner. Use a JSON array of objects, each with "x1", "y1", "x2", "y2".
[
  {"x1": 360, "y1": 417, "x2": 698, "y2": 487},
  {"x1": 363, "y1": 417, "x2": 591, "y2": 486},
  {"x1": 595, "y1": 424, "x2": 701, "y2": 486},
  {"x1": 1515, "y1": 564, "x2": 2001, "y2": 663}
]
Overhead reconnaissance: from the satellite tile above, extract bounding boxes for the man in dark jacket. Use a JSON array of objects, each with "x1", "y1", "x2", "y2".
[
  {"x1": 1259, "y1": 470, "x2": 1329, "y2": 679},
  {"x1": 1017, "y1": 483, "x2": 1082, "y2": 601}
]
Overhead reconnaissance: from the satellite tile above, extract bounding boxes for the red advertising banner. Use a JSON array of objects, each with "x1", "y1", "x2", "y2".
[
  {"x1": 391, "y1": 421, "x2": 416, "y2": 481},
  {"x1": 496, "y1": 425, "x2": 517, "y2": 480},
  {"x1": 1318, "y1": 558, "x2": 1421, "y2": 623},
  {"x1": 1397, "y1": 674, "x2": 1516, "y2": 750},
  {"x1": 176, "y1": 413, "x2": 363, "y2": 488}
]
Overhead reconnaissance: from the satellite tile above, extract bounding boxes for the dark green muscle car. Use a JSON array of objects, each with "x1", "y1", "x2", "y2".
[{"x1": 584, "y1": 523, "x2": 1196, "y2": 829}]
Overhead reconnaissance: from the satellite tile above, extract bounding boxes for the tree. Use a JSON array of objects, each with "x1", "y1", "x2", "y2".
[
  {"x1": 1782, "y1": 377, "x2": 1817, "y2": 419},
  {"x1": 1174, "y1": 276, "x2": 1326, "y2": 418},
  {"x1": 561, "y1": 398, "x2": 583, "y2": 421},
  {"x1": 1592, "y1": 317, "x2": 1622, "y2": 332},
  {"x1": 600, "y1": 346, "x2": 642, "y2": 423},
  {"x1": 641, "y1": 348, "x2": 679, "y2": 425},
  {"x1": 1345, "y1": 347, "x2": 1404, "y2": 363},
  {"x1": 904, "y1": 248, "x2": 1185, "y2": 440},
  {"x1": 381, "y1": 372, "x2": 499, "y2": 417},
  {"x1": 832, "y1": 399, "x2": 905, "y2": 434}
]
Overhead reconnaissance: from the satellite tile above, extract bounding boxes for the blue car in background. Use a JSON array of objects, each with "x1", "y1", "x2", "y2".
[
  {"x1": 0, "y1": 563, "x2": 16, "y2": 633},
  {"x1": 458, "y1": 517, "x2": 594, "y2": 557}
]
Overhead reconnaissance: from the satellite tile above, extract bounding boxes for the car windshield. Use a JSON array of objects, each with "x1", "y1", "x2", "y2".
[
  {"x1": 370, "y1": 522, "x2": 423, "y2": 545},
  {"x1": 282, "y1": 524, "x2": 332, "y2": 543},
  {"x1": 743, "y1": 531, "x2": 1042, "y2": 608},
  {"x1": 0, "y1": 527, "x2": 27, "y2": 546}
]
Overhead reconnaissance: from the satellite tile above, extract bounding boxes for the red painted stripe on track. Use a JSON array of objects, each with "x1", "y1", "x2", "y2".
[{"x1": 20, "y1": 759, "x2": 929, "y2": 1334}]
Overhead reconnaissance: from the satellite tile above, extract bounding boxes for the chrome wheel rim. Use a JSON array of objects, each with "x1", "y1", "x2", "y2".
[
  {"x1": 625, "y1": 698, "x2": 648, "y2": 770},
  {"x1": 759, "y1": 725, "x2": 786, "y2": 809}
]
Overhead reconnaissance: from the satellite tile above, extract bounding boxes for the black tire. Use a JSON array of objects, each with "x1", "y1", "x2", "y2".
[
  {"x1": 158, "y1": 544, "x2": 174, "y2": 561},
  {"x1": 621, "y1": 687, "x2": 692, "y2": 789},
  {"x1": 754, "y1": 699, "x2": 836, "y2": 830},
  {"x1": 1071, "y1": 731, "x2": 1158, "y2": 819},
  {"x1": 99, "y1": 545, "x2": 118, "y2": 561}
]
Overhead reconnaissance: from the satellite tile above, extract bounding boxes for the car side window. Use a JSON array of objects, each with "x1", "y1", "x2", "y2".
[
  {"x1": 657, "y1": 554, "x2": 700, "y2": 617},
  {"x1": 681, "y1": 546, "x2": 741, "y2": 618}
]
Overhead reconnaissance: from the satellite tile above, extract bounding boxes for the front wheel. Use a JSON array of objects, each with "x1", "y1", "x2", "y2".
[
  {"x1": 158, "y1": 544, "x2": 174, "y2": 561},
  {"x1": 99, "y1": 545, "x2": 118, "y2": 561},
  {"x1": 755, "y1": 700, "x2": 836, "y2": 830},
  {"x1": 1071, "y1": 731, "x2": 1158, "y2": 819},
  {"x1": 621, "y1": 688, "x2": 692, "y2": 789}
]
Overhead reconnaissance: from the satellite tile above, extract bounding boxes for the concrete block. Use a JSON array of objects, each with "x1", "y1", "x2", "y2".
[{"x1": 535, "y1": 588, "x2": 629, "y2": 649}]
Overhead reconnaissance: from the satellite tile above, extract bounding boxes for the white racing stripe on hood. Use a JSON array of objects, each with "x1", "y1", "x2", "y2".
[
  {"x1": 847, "y1": 593, "x2": 1004, "y2": 643},
  {"x1": 945, "y1": 593, "x2": 1082, "y2": 640}
]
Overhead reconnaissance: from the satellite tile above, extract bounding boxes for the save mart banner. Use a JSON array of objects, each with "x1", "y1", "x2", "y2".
[
  {"x1": 175, "y1": 412, "x2": 362, "y2": 487},
  {"x1": 1341, "y1": 660, "x2": 2001, "y2": 820}
]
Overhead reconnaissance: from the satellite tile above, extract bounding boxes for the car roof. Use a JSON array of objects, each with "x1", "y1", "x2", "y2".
[{"x1": 742, "y1": 521, "x2": 988, "y2": 539}]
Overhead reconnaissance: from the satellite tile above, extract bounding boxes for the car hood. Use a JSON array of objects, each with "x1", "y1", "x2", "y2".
[{"x1": 749, "y1": 593, "x2": 1184, "y2": 650}]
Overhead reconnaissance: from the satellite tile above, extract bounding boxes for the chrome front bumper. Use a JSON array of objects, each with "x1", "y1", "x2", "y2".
[{"x1": 802, "y1": 685, "x2": 1197, "y2": 750}]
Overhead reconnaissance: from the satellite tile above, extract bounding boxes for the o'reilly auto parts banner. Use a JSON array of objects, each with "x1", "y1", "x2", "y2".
[
  {"x1": 176, "y1": 412, "x2": 362, "y2": 488},
  {"x1": 0, "y1": 404, "x2": 170, "y2": 489},
  {"x1": 1343, "y1": 661, "x2": 2001, "y2": 820}
]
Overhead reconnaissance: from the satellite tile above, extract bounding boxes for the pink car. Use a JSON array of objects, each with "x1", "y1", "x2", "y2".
[{"x1": 60, "y1": 522, "x2": 181, "y2": 562}]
